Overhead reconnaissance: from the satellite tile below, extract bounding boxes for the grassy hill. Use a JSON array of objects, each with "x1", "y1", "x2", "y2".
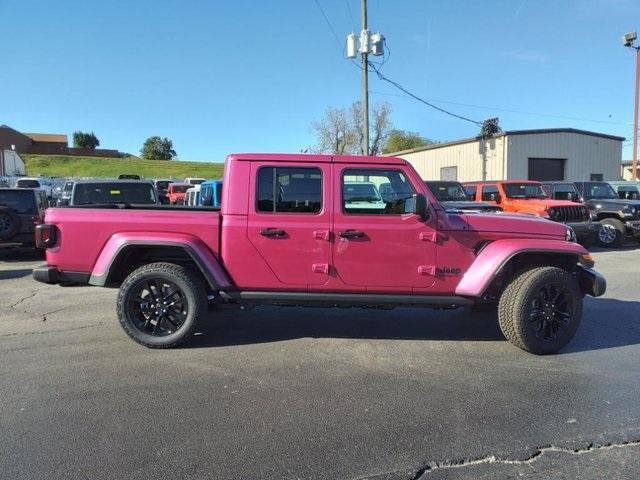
[{"x1": 22, "y1": 154, "x2": 224, "y2": 179}]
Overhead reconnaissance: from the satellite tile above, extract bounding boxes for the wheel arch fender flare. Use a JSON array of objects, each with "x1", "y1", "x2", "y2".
[
  {"x1": 89, "y1": 232, "x2": 232, "y2": 290},
  {"x1": 455, "y1": 239, "x2": 588, "y2": 297}
]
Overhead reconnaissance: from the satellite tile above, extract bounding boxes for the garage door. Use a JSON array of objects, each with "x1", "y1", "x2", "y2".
[{"x1": 528, "y1": 158, "x2": 565, "y2": 181}]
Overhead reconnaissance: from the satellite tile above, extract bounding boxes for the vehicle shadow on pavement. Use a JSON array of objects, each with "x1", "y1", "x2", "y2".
[
  {"x1": 0, "y1": 248, "x2": 44, "y2": 262},
  {"x1": 187, "y1": 298, "x2": 640, "y2": 352},
  {"x1": 187, "y1": 306, "x2": 506, "y2": 348},
  {"x1": 0, "y1": 268, "x2": 34, "y2": 280},
  {"x1": 563, "y1": 298, "x2": 640, "y2": 354}
]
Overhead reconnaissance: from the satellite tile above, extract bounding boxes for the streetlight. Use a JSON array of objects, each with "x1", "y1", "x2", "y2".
[{"x1": 622, "y1": 31, "x2": 639, "y2": 181}]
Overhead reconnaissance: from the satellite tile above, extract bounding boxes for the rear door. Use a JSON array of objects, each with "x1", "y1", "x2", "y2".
[
  {"x1": 331, "y1": 164, "x2": 437, "y2": 292},
  {"x1": 247, "y1": 162, "x2": 331, "y2": 287}
]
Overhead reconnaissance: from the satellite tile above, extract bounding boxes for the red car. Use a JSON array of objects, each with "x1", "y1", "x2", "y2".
[
  {"x1": 33, "y1": 153, "x2": 605, "y2": 354},
  {"x1": 167, "y1": 183, "x2": 190, "y2": 205}
]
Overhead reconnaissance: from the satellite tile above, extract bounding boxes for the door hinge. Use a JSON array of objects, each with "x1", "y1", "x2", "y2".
[
  {"x1": 418, "y1": 265, "x2": 436, "y2": 276},
  {"x1": 312, "y1": 263, "x2": 330, "y2": 274}
]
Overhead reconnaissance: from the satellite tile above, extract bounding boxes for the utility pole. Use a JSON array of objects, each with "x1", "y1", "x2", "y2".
[
  {"x1": 360, "y1": 0, "x2": 369, "y2": 156},
  {"x1": 346, "y1": 2, "x2": 384, "y2": 156},
  {"x1": 622, "y1": 31, "x2": 639, "y2": 181}
]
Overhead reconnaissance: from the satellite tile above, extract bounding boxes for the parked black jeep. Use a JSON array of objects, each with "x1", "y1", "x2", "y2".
[
  {"x1": 0, "y1": 189, "x2": 48, "y2": 248},
  {"x1": 425, "y1": 181, "x2": 502, "y2": 213},
  {"x1": 573, "y1": 181, "x2": 640, "y2": 247}
]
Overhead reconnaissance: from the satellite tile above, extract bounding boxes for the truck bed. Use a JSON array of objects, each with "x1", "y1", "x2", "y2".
[{"x1": 44, "y1": 207, "x2": 221, "y2": 273}]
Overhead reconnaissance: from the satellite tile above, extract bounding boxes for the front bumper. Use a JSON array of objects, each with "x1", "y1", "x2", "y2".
[
  {"x1": 32, "y1": 265, "x2": 90, "y2": 285},
  {"x1": 566, "y1": 221, "x2": 600, "y2": 240},
  {"x1": 625, "y1": 220, "x2": 640, "y2": 237},
  {"x1": 576, "y1": 265, "x2": 606, "y2": 297}
]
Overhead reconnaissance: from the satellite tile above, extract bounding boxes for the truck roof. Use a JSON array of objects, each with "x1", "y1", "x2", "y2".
[{"x1": 227, "y1": 153, "x2": 407, "y2": 165}]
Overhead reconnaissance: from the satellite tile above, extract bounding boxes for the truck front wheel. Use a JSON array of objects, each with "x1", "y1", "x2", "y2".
[
  {"x1": 598, "y1": 218, "x2": 625, "y2": 247},
  {"x1": 117, "y1": 262, "x2": 206, "y2": 348},
  {"x1": 497, "y1": 267, "x2": 582, "y2": 355}
]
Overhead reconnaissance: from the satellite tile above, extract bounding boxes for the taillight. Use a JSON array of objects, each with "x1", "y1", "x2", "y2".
[{"x1": 35, "y1": 224, "x2": 57, "y2": 249}]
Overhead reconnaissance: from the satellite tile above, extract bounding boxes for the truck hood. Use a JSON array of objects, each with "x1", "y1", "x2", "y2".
[
  {"x1": 587, "y1": 198, "x2": 640, "y2": 209},
  {"x1": 505, "y1": 198, "x2": 580, "y2": 214},
  {"x1": 442, "y1": 210, "x2": 568, "y2": 238},
  {"x1": 440, "y1": 201, "x2": 501, "y2": 212}
]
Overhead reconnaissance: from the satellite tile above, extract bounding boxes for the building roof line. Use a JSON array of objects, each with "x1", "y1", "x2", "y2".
[{"x1": 386, "y1": 128, "x2": 626, "y2": 156}]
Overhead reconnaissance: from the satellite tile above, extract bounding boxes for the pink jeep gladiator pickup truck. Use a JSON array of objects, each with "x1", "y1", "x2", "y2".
[{"x1": 33, "y1": 153, "x2": 605, "y2": 354}]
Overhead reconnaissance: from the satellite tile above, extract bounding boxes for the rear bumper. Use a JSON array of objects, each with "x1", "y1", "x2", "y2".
[
  {"x1": 576, "y1": 265, "x2": 606, "y2": 297},
  {"x1": 32, "y1": 265, "x2": 90, "y2": 285}
]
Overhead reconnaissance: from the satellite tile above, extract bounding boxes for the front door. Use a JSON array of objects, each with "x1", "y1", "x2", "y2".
[
  {"x1": 247, "y1": 162, "x2": 331, "y2": 287},
  {"x1": 331, "y1": 165, "x2": 437, "y2": 292}
]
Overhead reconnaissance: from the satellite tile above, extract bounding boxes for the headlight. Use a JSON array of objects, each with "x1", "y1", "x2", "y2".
[{"x1": 565, "y1": 227, "x2": 577, "y2": 242}]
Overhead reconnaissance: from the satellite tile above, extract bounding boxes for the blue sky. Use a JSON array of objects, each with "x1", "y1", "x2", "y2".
[{"x1": 1, "y1": 0, "x2": 639, "y2": 161}]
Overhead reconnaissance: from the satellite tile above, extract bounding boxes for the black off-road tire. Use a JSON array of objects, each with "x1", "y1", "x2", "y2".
[
  {"x1": 598, "y1": 218, "x2": 625, "y2": 248},
  {"x1": 117, "y1": 262, "x2": 206, "y2": 348},
  {"x1": 497, "y1": 267, "x2": 582, "y2": 355},
  {"x1": 0, "y1": 207, "x2": 18, "y2": 241}
]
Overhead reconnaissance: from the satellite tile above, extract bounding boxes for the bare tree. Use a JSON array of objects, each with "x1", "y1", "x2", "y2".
[
  {"x1": 310, "y1": 107, "x2": 356, "y2": 154},
  {"x1": 311, "y1": 102, "x2": 392, "y2": 155},
  {"x1": 352, "y1": 101, "x2": 392, "y2": 155}
]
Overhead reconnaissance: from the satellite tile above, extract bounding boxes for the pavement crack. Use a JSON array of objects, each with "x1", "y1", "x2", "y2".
[
  {"x1": 0, "y1": 322, "x2": 106, "y2": 337},
  {"x1": 412, "y1": 439, "x2": 640, "y2": 478},
  {"x1": 8, "y1": 291, "x2": 38, "y2": 308}
]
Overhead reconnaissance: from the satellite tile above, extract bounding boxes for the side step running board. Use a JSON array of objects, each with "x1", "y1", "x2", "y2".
[{"x1": 219, "y1": 291, "x2": 473, "y2": 308}]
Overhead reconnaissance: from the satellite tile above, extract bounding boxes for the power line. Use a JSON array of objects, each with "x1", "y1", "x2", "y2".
[
  {"x1": 367, "y1": 61, "x2": 483, "y2": 126},
  {"x1": 370, "y1": 89, "x2": 635, "y2": 128},
  {"x1": 344, "y1": 0, "x2": 357, "y2": 31},
  {"x1": 312, "y1": 0, "x2": 343, "y2": 50}
]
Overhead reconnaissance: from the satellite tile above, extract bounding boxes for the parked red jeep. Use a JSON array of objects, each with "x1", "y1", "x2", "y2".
[
  {"x1": 33, "y1": 154, "x2": 605, "y2": 354},
  {"x1": 463, "y1": 180, "x2": 599, "y2": 245},
  {"x1": 167, "y1": 183, "x2": 190, "y2": 205}
]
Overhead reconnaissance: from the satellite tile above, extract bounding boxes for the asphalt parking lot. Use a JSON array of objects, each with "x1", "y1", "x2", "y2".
[{"x1": 1, "y1": 246, "x2": 639, "y2": 480}]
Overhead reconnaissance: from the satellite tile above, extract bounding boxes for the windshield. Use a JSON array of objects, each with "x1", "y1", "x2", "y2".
[
  {"x1": 73, "y1": 183, "x2": 157, "y2": 205},
  {"x1": 171, "y1": 185, "x2": 190, "y2": 193},
  {"x1": 581, "y1": 182, "x2": 617, "y2": 199},
  {"x1": 343, "y1": 183, "x2": 382, "y2": 202},
  {"x1": 16, "y1": 179, "x2": 41, "y2": 189},
  {"x1": 426, "y1": 182, "x2": 469, "y2": 201},
  {"x1": 0, "y1": 190, "x2": 37, "y2": 213},
  {"x1": 504, "y1": 183, "x2": 548, "y2": 199},
  {"x1": 155, "y1": 181, "x2": 171, "y2": 190}
]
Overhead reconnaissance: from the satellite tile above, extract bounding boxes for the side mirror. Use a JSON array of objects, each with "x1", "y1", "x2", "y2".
[{"x1": 411, "y1": 193, "x2": 428, "y2": 220}]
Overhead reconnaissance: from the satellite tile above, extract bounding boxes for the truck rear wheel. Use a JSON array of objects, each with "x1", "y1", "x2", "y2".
[
  {"x1": 598, "y1": 218, "x2": 624, "y2": 248},
  {"x1": 117, "y1": 262, "x2": 206, "y2": 348},
  {"x1": 497, "y1": 267, "x2": 582, "y2": 355}
]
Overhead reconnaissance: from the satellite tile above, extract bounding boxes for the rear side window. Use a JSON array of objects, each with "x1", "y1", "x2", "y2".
[
  {"x1": 481, "y1": 185, "x2": 500, "y2": 201},
  {"x1": 0, "y1": 190, "x2": 37, "y2": 213},
  {"x1": 342, "y1": 169, "x2": 415, "y2": 215},
  {"x1": 257, "y1": 167, "x2": 322, "y2": 214},
  {"x1": 463, "y1": 185, "x2": 477, "y2": 199}
]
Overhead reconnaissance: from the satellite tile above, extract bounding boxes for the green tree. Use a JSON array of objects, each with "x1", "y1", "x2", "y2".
[
  {"x1": 141, "y1": 136, "x2": 176, "y2": 160},
  {"x1": 383, "y1": 130, "x2": 434, "y2": 154},
  {"x1": 72, "y1": 131, "x2": 100, "y2": 149}
]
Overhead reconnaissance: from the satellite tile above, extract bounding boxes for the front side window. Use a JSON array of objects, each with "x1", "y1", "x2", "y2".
[
  {"x1": 550, "y1": 183, "x2": 579, "y2": 201},
  {"x1": 481, "y1": 185, "x2": 500, "y2": 202},
  {"x1": 464, "y1": 185, "x2": 477, "y2": 199},
  {"x1": 426, "y1": 182, "x2": 468, "y2": 201},
  {"x1": 342, "y1": 169, "x2": 415, "y2": 215},
  {"x1": 257, "y1": 167, "x2": 322, "y2": 214}
]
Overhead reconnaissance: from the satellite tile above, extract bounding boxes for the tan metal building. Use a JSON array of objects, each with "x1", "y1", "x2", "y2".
[{"x1": 391, "y1": 128, "x2": 624, "y2": 183}]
